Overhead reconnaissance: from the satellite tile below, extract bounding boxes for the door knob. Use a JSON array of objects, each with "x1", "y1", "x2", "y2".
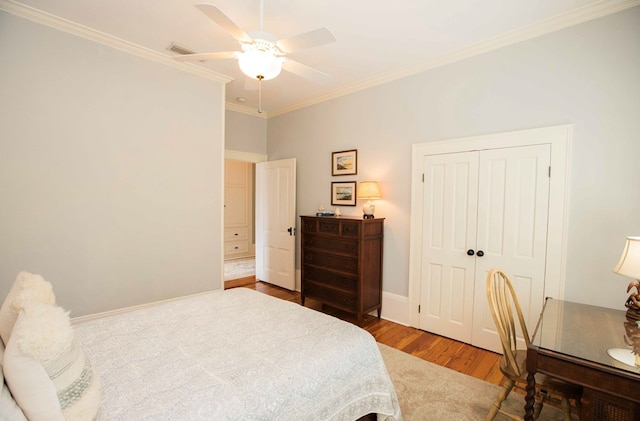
[
  {"x1": 467, "y1": 249, "x2": 475, "y2": 256},
  {"x1": 476, "y1": 250, "x2": 484, "y2": 257}
]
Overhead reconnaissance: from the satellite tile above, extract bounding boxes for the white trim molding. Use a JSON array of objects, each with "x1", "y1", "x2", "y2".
[
  {"x1": 408, "y1": 124, "x2": 572, "y2": 328},
  {"x1": 381, "y1": 291, "x2": 411, "y2": 326},
  {"x1": 268, "y1": 0, "x2": 640, "y2": 117},
  {"x1": 0, "y1": 0, "x2": 232, "y2": 85}
]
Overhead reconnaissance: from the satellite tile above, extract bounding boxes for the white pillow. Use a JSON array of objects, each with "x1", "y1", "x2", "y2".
[
  {"x1": 0, "y1": 340, "x2": 27, "y2": 421},
  {"x1": 0, "y1": 271, "x2": 56, "y2": 345},
  {"x1": 4, "y1": 302, "x2": 101, "y2": 421}
]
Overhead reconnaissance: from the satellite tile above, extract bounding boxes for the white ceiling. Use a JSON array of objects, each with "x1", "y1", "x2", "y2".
[{"x1": 11, "y1": 0, "x2": 636, "y2": 116}]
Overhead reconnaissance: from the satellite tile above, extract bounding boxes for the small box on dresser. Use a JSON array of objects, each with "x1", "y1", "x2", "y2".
[{"x1": 300, "y1": 215, "x2": 384, "y2": 322}]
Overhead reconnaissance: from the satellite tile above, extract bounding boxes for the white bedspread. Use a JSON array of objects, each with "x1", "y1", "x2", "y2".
[{"x1": 73, "y1": 288, "x2": 402, "y2": 421}]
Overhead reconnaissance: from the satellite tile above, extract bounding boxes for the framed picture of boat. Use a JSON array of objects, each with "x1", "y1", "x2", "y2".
[
  {"x1": 332, "y1": 149, "x2": 357, "y2": 176},
  {"x1": 331, "y1": 181, "x2": 357, "y2": 206}
]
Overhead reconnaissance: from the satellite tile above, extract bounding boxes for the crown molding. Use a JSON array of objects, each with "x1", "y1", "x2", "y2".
[
  {"x1": 0, "y1": 0, "x2": 233, "y2": 85},
  {"x1": 268, "y1": 0, "x2": 640, "y2": 117},
  {"x1": 225, "y1": 102, "x2": 269, "y2": 118},
  {"x1": 2, "y1": 0, "x2": 637, "y2": 118}
]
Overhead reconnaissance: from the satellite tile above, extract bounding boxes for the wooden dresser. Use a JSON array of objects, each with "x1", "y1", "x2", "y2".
[{"x1": 300, "y1": 216, "x2": 384, "y2": 322}]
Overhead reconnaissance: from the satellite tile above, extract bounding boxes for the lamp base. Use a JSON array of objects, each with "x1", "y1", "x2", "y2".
[
  {"x1": 607, "y1": 348, "x2": 640, "y2": 369},
  {"x1": 363, "y1": 214, "x2": 375, "y2": 219},
  {"x1": 627, "y1": 307, "x2": 640, "y2": 321}
]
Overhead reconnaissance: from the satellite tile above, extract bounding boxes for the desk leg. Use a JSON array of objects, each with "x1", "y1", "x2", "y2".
[{"x1": 524, "y1": 371, "x2": 536, "y2": 421}]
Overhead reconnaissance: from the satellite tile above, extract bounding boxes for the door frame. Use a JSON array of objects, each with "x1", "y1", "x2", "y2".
[
  {"x1": 408, "y1": 125, "x2": 572, "y2": 328},
  {"x1": 221, "y1": 150, "x2": 267, "y2": 289}
]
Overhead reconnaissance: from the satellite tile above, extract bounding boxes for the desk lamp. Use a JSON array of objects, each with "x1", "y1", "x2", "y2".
[
  {"x1": 356, "y1": 181, "x2": 382, "y2": 219},
  {"x1": 614, "y1": 236, "x2": 640, "y2": 321},
  {"x1": 609, "y1": 236, "x2": 640, "y2": 368}
]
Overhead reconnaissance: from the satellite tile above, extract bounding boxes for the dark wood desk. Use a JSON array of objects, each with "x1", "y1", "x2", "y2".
[{"x1": 526, "y1": 298, "x2": 640, "y2": 421}]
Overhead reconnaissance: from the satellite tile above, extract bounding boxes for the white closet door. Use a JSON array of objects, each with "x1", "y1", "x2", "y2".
[
  {"x1": 471, "y1": 144, "x2": 550, "y2": 351},
  {"x1": 419, "y1": 152, "x2": 478, "y2": 342},
  {"x1": 418, "y1": 144, "x2": 550, "y2": 352}
]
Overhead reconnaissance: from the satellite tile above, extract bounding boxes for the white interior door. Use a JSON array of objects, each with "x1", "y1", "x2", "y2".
[
  {"x1": 471, "y1": 144, "x2": 551, "y2": 351},
  {"x1": 419, "y1": 152, "x2": 478, "y2": 341},
  {"x1": 418, "y1": 144, "x2": 550, "y2": 352},
  {"x1": 255, "y1": 158, "x2": 296, "y2": 290}
]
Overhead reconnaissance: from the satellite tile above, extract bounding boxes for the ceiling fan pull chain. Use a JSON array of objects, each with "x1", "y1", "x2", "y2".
[{"x1": 257, "y1": 75, "x2": 264, "y2": 114}]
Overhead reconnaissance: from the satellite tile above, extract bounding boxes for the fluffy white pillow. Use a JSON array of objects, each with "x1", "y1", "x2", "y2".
[
  {"x1": 4, "y1": 302, "x2": 101, "y2": 421},
  {"x1": 0, "y1": 340, "x2": 27, "y2": 421},
  {"x1": 0, "y1": 271, "x2": 56, "y2": 345}
]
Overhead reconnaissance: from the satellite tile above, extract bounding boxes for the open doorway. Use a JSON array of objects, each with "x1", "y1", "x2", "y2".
[{"x1": 223, "y1": 150, "x2": 266, "y2": 289}]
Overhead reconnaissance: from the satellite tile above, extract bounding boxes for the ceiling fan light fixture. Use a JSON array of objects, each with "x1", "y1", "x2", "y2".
[{"x1": 238, "y1": 50, "x2": 282, "y2": 80}]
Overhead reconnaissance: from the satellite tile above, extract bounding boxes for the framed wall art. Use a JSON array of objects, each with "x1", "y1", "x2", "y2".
[
  {"x1": 332, "y1": 149, "x2": 357, "y2": 176},
  {"x1": 331, "y1": 181, "x2": 357, "y2": 206}
]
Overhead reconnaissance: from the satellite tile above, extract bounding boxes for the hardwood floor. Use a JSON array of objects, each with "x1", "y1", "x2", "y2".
[{"x1": 239, "y1": 280, "x2": 503, "y2": 386}]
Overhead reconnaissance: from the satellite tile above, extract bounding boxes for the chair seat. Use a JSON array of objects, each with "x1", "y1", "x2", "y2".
[{"x1": 500, "y1": 350, "x2": 583, "y2": 400}]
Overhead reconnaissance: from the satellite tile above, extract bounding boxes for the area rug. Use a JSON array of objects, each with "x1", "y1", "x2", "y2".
[
  {"x1": 223, "y1": 257, "x2": 255, "y2": 281},
  {"x1": 378, "y1": 343, "x2": 577, "y2": 421}
]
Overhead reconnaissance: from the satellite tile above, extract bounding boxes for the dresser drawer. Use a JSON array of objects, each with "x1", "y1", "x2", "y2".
[
  {"x1": 302, "y1": 218, "x2": 317, "y2": 232},
  {"x1": 340, "y1": 221, "x2": 360, "y2": 237},
  {"x1": 304, "y1": 282, "x2": 357, "y2": 312},
  {"x1": 225, "y1": 227, "x2": 248, "y2": 241},
  {"x1": 303, "y1": 265, "x2": 358, "y2": 292},
  {"x1": 225, "y1": 240, "x2": 248, "y2": 254},
  {"x1": 318, "y1": 219, "x2": 340, "y2": 234},
  {"x1": 303, "y1": 250, "x2": 358, "y2": 273},
  {"x1": 303, "y1": 235, "x2": 358, "y2": 256}
]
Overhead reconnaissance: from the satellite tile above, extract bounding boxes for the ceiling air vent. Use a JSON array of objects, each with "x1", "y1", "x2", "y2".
[{"x1": 167, "y1": 43, "x2": 196, "y2": 55}]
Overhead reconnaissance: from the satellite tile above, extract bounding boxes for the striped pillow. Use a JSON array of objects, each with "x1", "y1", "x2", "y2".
[{"x1": 4, "y1": 301, "x2": 101, "y2": 421}]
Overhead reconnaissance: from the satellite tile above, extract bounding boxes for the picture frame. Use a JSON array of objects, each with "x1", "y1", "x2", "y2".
[
  {"x1": 331, "y1": 181, "x2": 357, "y2": 206},
  {"x1": 332, "y1": 149, "x2": 358, "y2": 176}
]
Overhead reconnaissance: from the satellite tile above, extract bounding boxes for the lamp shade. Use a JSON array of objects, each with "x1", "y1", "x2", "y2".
[
  {"x1": 357, "y1": 181, "x2": 382, "y2": 200},
  {"x1": 614, "y1": 236, "x2": 640, "y2": 278},
  {"x1": 238, "y1": 51, "x2": 282, "y2": 80}
]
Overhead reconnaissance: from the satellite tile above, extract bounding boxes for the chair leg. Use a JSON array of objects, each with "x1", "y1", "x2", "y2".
[
  {"x1": 485, "y1": 378, "x2": 515, "y2": 421},
  {"x1": 560, "y1": 397, "x2": 572, "y2": 421}
]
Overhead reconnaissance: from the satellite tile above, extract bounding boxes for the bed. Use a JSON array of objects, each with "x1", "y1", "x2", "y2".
[{"x1": 38, "y1": 286, "x2": 400, "y2": 420}]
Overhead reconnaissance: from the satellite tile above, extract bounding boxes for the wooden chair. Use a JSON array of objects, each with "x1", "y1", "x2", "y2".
[{"x1": 485, "y1": 268, "x2": 582, "y2": 421}]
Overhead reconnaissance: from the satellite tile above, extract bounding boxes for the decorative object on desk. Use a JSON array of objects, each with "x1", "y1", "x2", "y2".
[
  {"x1": 357, "y1": 181, "x2": 382, "y2": 219},
  {"x1": 332, "y1": 149, "x2": 357, "y2": 176},
  {"x1": 331, "y1": 181, "x2": 357, "y2": 206},
  {"x1": 613, "y1": 236, "x2": 640, "y2": 321},
  {"x1": 334, "y1": 208, "x2": 341, "y2": 217}
]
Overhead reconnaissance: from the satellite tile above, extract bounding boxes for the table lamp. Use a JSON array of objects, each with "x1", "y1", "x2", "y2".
[
  {"x1": 614, "y1": 236, "x2": 640, "y2": 321},
  {"x1": 609, "y1": 236, "x2": 640, "y2": 368},
  {"x1": 356, "y1": 181, "x2": 382, "y2": 219}
]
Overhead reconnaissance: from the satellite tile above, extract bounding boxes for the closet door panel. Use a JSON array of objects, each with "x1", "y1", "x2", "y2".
[
  {"x1": 419, "y1": 152, "x2": 478, "y2": 342},
  {"x1": 471, "y1": 144, "x2": 551, "y2": 351}
]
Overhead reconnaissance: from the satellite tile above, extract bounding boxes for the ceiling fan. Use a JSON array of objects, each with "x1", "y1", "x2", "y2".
[{"x1": 173, "y1": 1, "x2": 336, "y2": 111}]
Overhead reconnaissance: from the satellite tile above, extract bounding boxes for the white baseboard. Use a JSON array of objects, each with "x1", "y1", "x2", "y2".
[{"x1": 380, "y1": 291, "x2": 411, "y2": 326}]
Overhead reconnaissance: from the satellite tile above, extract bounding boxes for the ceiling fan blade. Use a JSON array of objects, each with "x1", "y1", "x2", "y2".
[
  {"x1": 282, "y1": 59, "x2": 331, "y2": 84},
  {"x1": 276, "y1": 27, "x2": 336, "y2": 53},
  {"x1": 173, "y1": 51, "x2": 238, "y2": 62},
  {"x1": 195, "y1": 3, "x2": 252, "y2": 44}
]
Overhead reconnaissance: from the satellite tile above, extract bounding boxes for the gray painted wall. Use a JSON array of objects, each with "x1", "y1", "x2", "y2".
[
  {"x1": 0, "y1": 13, "x2": 226, "y2": 316},
  {"x1": 225, "y1": 110, "x2": 267, "y2": 155},
  {"x1": 267, "y1": 6, "x2": 640, "y2": 310}
]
